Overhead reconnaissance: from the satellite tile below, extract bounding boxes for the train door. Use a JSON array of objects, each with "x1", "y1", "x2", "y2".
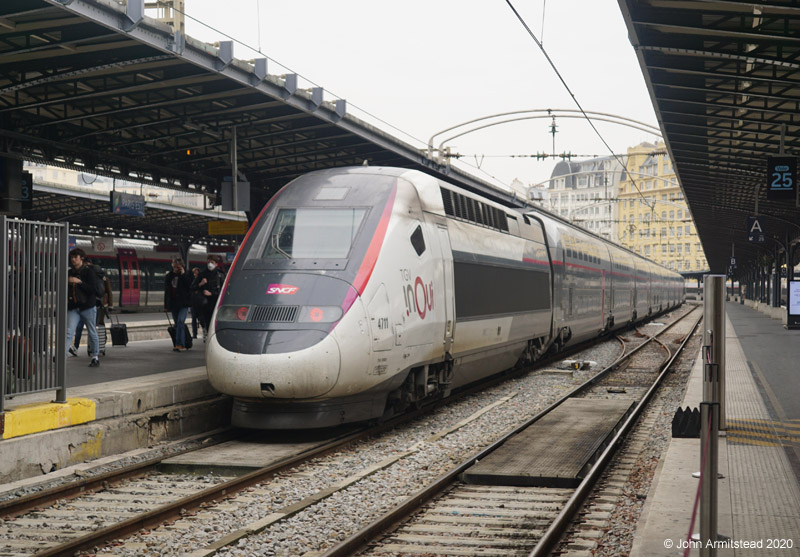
[
  {"x1": 118, "y1": 248, "x2": 140, "y2": 307},
  {"x1": 436, "y1": 225, "x2": 455, "y2": 353}
]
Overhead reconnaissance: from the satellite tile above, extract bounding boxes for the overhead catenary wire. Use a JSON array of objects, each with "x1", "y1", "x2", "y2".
[{"x1": 503, "y1": 0, "x2": 654, "y2": 210}]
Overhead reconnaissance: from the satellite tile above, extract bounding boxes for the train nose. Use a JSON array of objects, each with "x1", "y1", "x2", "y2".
[{"x1": 207, "y1": 329, "x2": 341, "y2": 399}]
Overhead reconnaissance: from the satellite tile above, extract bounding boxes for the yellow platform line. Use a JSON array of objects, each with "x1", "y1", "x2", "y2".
[
  {"x1": 1, "y1": 398, "x2": 96, "y2": 439},
  {"x1": 727, "y1": 431, "x2": 800, "y2": 445},
  {"x1": 727, "y1": 435, "x2": 782, "y2": 447},
  {"x1": 727, "y1": 423, "x2": 800, "y2": 435},
  {"x1": 729, "y1": 433, "x2": 800, "y2": 444},
  {"x1": 728, "y1": 418, "x2": 800, "y2": 431}
]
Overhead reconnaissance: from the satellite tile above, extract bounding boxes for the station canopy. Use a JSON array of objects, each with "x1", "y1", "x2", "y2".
[
  {"x1": 0, "y1": 0, "x2": 522, "y2": 242},
  {"x1": 619, "y1": 0, "x2": 800, "y2": 275},
  {"x1": 28, "y1": 181, "x2": 246, "y2": 242}
]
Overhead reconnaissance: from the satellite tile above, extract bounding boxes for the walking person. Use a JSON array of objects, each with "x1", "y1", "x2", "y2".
[
  {"x1": 164, "y1": 257, "x2": 192, "y2": 352},
  {"x1": 190, "y1": 267, "x2": 200, "y2": 339},
  {"x1": 66, "y1": 248, "x2": 102, "y2": 367},
  {"x1": 191, "y1": 255, "x2": 224, "y2": 338},
  {"x1": 70, "y1": 262, "x2": 113, "y2": 356}
]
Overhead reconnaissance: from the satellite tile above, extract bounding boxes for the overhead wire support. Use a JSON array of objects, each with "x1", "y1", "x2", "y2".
[
  {"x1": 428, "y1": 110, "x2": 660, "y2": 162},
  {"x1": 502, "y1": 0, "x2": 655, "y2": 210}
]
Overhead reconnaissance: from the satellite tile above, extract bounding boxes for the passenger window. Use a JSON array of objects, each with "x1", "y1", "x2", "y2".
[{"x1": 410, "y1": 225, "x2": 426, "y2": 256}]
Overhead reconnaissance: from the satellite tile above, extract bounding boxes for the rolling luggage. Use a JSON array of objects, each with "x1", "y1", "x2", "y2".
[
  {"x1": 166, "y1": 312, "x2": 192, "y2": 349},
  {"x1": 109, "y1": 310, "x2": 128, "y2": 347},
  {"x1": 97, "y1": 324, "x2": 107, "y2": 355}
]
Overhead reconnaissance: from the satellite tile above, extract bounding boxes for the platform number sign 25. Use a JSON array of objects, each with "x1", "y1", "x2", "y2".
[{"x1": 767, "y1": 156, "x2": 796, "y2": 201}]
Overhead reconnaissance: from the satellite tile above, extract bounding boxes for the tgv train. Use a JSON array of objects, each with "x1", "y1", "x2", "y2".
[{"x1": 206, "y1": 167, "x2": 683, "y2": 429}]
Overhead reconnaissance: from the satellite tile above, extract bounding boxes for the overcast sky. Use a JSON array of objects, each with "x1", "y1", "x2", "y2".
[{"x1": 178, "y1": 0, "x2": 661, "y2": 191}]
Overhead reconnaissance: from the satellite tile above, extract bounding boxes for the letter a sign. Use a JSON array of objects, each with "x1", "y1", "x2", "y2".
[{"x1": 747, "y1": 216, "x2": 765, "y2": 243}]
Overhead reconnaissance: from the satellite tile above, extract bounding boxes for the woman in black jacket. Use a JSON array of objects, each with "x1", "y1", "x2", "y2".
[
  {"x1": 164, "y1": 257, "x2": 193, "y2": 351},
  {"x1": 191, "y1": 255, "x2": 225, "y2": 337}
]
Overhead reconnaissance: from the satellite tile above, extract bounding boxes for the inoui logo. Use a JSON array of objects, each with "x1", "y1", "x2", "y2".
[{"x1": 266, "y1": 283, "x2": 299, "y2": 295}]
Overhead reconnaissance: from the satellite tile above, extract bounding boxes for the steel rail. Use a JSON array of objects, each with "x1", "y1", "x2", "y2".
[
  {"x1": 29, "y1": 345, "x2": 585, "y2": 557},
  {"x1": 0, "y1": 428, "x2": 239, "y2": 519},
  {"x1": 7, "y1": 329, "x2": 618, "y2": 522},
  {"x1": 321, "y1": 305, "x2": 700, "y2": 557},
  {"x1": 20, "y1": 305, "x2": 694, "y2": 556},
  {"x1": 32, "y1": 411, "x2": 434, "y2": 557},
  {"x1": 529, "y1": 308, "x2": 703, "y2": 556}
]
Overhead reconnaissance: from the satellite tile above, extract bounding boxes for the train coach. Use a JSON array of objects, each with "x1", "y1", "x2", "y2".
[
  {"x1": 205, "y1": 167, "x2": 683, "y2": 429},
  {"x1": 74, "y1": 238, "x2": 213, "y2": 310}
]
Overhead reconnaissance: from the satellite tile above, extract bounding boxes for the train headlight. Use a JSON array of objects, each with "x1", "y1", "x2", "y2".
[
  {"x1": 218, "y1": 305, "x2": 252, "y2": 322},
  {"x1": 297, "y1": 306, "x2": 343, "y2": 323}
]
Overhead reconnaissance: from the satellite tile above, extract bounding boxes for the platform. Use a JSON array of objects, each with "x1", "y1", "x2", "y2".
[
  {"x1": 632, "y1": 302, "x2": 800, "y2": 556},
  {"x1": 463, "y1": 398, "x2": 635, "y2": 488},
  {"x1": 0, "y1": 329, "x2": 225, "y2": 484}
]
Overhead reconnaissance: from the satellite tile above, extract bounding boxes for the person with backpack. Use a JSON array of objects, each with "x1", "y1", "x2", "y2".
[
  {"x1": 70, "y1": 265, "x2": 112, "y2": 357},
  {"x1": 66, "y1": 248, "x2": 103, "y2": 367}
]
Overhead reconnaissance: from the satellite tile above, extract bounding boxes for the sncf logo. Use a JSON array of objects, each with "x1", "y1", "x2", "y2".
[{"x1": 266, "y1": 283, "x2": 299, "y2": 295}]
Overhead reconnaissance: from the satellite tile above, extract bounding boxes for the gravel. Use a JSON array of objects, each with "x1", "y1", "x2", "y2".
[
  {"x1": 7, "y1": 307, "x2": 697, "y2": 557},
  {"x1": 102, "y1": 333, "x2": 629, "y2": 556}
]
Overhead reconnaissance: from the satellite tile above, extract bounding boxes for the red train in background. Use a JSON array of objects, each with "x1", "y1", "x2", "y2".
[{"x1": 74, "y1": 237, "x2": 231, "y2": 311}]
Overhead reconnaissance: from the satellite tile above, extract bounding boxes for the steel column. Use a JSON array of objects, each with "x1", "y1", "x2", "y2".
[{"x1": 702, "y1": 274, "x2": 726, "y2": 429}]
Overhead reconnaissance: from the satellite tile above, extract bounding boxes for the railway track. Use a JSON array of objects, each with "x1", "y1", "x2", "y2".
[
  {"x1": 0, "y1": 306, "x2": 698, "y2": 556},
  {"x1": 326, "y1": 305, "x2": 702, "y2": 556}
]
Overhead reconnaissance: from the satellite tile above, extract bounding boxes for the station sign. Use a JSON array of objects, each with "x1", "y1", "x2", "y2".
[
  {"x1": 208, "y1": 220, "x2": 248, "y2": 236},
  {"x1": 110, "y1": 191, "x2": 146, "y2": 217},
  {"x1": 746, "y1": 216, "x2": 765, "y2": 243},
  {"x1": 92, "y1": 237, "x2": 114, "y2": 253},
  {"x1": 766, "y1": 156, "x2": 796, "y2": 201},
  {"x1": 788, "y1": 280, "x2": 800, "y2": 329}
]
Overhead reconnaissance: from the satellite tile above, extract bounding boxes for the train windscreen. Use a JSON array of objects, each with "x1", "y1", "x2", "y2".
[{"x1": 259, "y1": 208, "x2": 367, "y2": 260}]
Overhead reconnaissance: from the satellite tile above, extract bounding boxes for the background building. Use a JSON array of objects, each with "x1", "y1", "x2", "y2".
[
  {"x1": 616, "y1": 141, "x2": 709, "y2": 273},
  {"x1": 529, "y1": 156, "x2": 624, "y2": 241}
]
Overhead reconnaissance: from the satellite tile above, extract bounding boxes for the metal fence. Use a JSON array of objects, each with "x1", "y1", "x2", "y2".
[{"x1": 0, "y1": 216, "x2": 68, "y2": 412}]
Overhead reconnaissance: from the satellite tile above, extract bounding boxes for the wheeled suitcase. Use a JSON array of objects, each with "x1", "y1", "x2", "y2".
[
  {"x1": 109, "y1": 311, "x2": 128, "y2": 346},
  {"x1": 166, "y1": 313, "x2": 192, "y2": 349},
  {"x1": 97, "y1": 325, "x2": 108, "y2": 355}
]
